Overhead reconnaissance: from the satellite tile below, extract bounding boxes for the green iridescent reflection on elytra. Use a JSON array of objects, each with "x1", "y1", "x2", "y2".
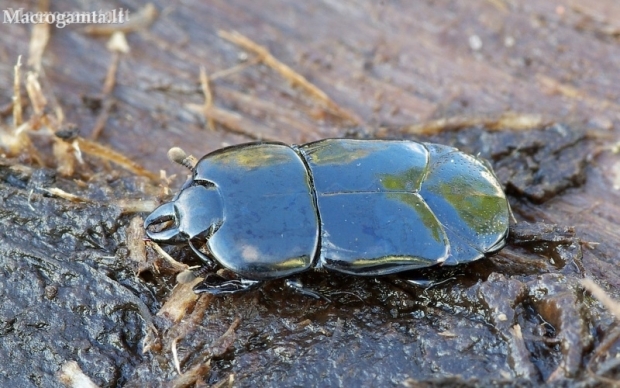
[
  {"x1": 204, "y1": 144, "x2": 293, "y2": 169},
  {"x1": 302, "y1": 140, "x2": 379, "y2": 165},
  {"x1": 424, "y1": 176, "x2": 508, "y2": 236},
  {"x1": 379, "y1": 166, "x2": 427, "y2": 192},
  {"x1": 387, "y1": 192, "x2": 445, "y2": 243},
  {"x1": 377, "y1": 166, "x2": 444, "y2": 244}
]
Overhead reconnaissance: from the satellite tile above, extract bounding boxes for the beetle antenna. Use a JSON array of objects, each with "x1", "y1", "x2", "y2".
[{"x1": 168, "y1": 147, "x2": 198, "y2": 171}]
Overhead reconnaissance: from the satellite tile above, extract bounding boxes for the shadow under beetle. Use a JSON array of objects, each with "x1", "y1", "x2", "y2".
[{"x1": 144, "y1": 139, "x2": 510, "y2": 296}]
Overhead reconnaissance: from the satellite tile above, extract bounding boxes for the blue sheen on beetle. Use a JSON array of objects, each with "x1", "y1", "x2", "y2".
[{"x1": 144, "y1": 139, "x2": 509, "y2": 295}]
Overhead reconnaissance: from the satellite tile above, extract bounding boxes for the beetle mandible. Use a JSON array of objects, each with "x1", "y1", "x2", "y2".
[{"x1": 144, "y1": 139, "x2": 510, "y2": 296}]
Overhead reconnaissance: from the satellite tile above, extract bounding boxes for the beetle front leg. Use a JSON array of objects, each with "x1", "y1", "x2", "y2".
[
  {"x1": 284, "y1": 278, "x2": 331, "y2": 302},
  {"x1": 189, "y1": 239, "x2": 218, "y2": 271},
  {"x1": 193, "y1": 273, "x2": 261, "y2": 295}
]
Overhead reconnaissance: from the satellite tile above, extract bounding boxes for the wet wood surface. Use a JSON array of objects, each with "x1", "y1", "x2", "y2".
[{"x1": 1, "y1": 0, "x2": 620, "y2": 386}]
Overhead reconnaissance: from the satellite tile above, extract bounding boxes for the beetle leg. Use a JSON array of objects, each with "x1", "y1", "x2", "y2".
[
  {"x1": 188, "y1": 239, "x2": 218, "y2": 270},
  {"x1": 401, "y1": 276, "x2": 457, "y2": 290},
  {"x1": 193, "y1": 273, "x2": 261, "y2": 295},
  {"x1": 284, "y1": 279, "x2": 331, "y2": 302}
]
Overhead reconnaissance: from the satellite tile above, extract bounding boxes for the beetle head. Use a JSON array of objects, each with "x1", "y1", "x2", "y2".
[{"x1": 144, "y1": 183, "x2": 223, "y2": 244}]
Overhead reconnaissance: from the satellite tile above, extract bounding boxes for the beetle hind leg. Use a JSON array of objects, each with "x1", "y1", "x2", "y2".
[
  {"x1": 193, "y1": 273, "x2": 261, "y2": 295},
  {"x1": 284, "y1": 279, "x2": 331, "y2": 302}
]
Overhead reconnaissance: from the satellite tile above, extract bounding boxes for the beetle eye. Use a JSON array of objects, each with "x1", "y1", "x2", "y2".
[
  {"x1": 143, "y1": 202, "x2": 183, "y2": 243},
  {"x1": 193, "y1": 179, "x2": 216, "y2": 189},
  {"x1": 145, "y1": 216, "x2": 175, "y2": 233}
]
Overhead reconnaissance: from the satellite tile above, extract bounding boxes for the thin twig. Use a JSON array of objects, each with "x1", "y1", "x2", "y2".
[
  {"x1": 91, "y1": 32, "x2": 128, "y2": 140},
  {"x1": 171, "y1": 337, "x2": 182, "y2": 374},
  {"x1": 77, "y1": 137, "x2": 160, "y2": 180},
  {"x1": 210, "y1": 56, "x2": 262, "y2": 80},
  {"x1": 199, "y1": 67, "x2": 216, "y2": 131},
  {"x1": 27, "y1": 188, "x2": 35, "y2": 211},
  {"x1": 90, "y1": 99, "x2": 116, "y2": 141},
  {"x1": 402, "y1": 112, "x2": 549, "y2": 136},
  {"x1": 145, "y1": 241, "x2": 190, "y2": 272},
  {"x1": 25, "y1": 72, "x2": 47, "y2": 117},
  {"x1": 581, "y1": 278, "x2": 620, "y2": 319},
  {"x1": 103, "y1": 54, "x2": 120, "y2": 95},
  {"x1": 43, "y1": 187, "x2": 90, "y2": 203},
  {"x1": 218, "y1": 30, "x2": 362, "y2": 125},
  {"x1": 186, "y1": 103, "x2": 276, "y2": 141},
  {"x1": 28, "y1": 0, "x2": 51, "y2": 72},
  {"x1": 13, "y1": 56, "x2": 23, "y2": 127}
]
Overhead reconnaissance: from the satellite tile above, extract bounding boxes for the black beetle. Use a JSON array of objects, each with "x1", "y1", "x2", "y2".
[{"x1": 144, "y1": 139, "x2": 509, "y2": 296}]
